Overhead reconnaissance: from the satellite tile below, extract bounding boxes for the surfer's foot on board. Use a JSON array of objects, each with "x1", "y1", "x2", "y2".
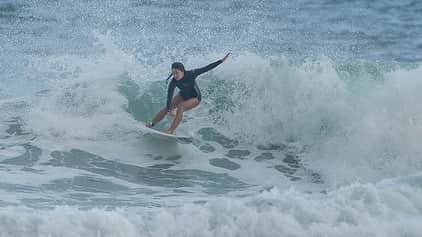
[
  {"x1": 145, "y1": 121, "x2": 154, "y2": 128},
  {"x1": 164, "y1": 128, "x2": 175, "y2": 134}
]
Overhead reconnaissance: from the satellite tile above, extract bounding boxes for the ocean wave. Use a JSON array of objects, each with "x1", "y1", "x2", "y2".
[{"x1": 1, "y1": 179, "x2": 421, "y2": 237}]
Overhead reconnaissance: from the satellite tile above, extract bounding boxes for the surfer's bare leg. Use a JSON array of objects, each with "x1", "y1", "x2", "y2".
[
  {"x1": 165, "y1": 98, "x2": 200, "y2": 134},
  {"x1": 147, "y1": 95, "x2": 183, "y2": 127}
]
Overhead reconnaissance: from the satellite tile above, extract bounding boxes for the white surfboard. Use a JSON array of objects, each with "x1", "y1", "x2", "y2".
[{"x1": 140, "y1": 122, "x2": 192, "y2": 143}]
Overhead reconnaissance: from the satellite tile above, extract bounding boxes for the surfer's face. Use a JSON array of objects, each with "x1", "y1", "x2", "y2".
[{"x1": 172, "y1": 68, "x2": 184, "y2": 80}]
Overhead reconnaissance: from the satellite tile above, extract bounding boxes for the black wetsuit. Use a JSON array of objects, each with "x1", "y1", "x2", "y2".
[{"x1": 166, "y1": 59, "x2": 223, "y2": 110}]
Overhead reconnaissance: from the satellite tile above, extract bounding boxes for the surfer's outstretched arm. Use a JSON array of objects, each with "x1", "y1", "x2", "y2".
[
  {"x1": 192, "y1": 60, "x2": 223, "y2": 76},
  {"x1": 192, "y1": 53, "x2": 230, "y2": 77},
  {"x1": 166, "y1": 80, "x2": 176, "y2": 111}
]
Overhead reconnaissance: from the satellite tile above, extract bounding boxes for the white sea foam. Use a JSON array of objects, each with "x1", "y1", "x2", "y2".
[{"x1": 1, "y1": 179, "x2": 421, "y2": 237}]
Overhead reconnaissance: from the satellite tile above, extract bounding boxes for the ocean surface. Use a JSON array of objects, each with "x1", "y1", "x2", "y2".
[{"x1": 1, "y1": 0, "x2": 422, "y2": 236}]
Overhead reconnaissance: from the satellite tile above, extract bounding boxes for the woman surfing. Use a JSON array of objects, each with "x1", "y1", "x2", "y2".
[{"x1": 146, "y1": 53, "x2": 230, "y2": 134}]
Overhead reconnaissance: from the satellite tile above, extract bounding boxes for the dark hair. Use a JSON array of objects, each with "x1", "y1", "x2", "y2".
[
  {"x1": 165, "y1": 73, "x2": 172, "y2": 85},
  {"x1": 166, "y1": 62, "x2": 185, "y2": 86},
  {"x1": 171, "y1": 62, "x2": 185, "y2": 72}
]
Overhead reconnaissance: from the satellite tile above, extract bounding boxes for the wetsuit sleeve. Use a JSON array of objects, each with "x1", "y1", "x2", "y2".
[
  {"x1": 166, "y1": 80, "x2": 176, "y2": 110},
  {"x1": 192, "y1": 59, "x2": 223, "y2": 77}
]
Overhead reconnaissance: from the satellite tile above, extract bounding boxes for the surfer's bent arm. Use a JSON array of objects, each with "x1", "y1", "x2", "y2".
[
  {"x1": 166, "y1": 80, "x2": 176, "y2": 111},
  {"x1": 192, "y1": 59, "x2": 223, "y2": 77}
]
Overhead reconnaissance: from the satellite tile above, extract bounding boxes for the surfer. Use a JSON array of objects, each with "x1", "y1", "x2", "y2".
[{"x1": 146, "y1": 53, "x2": 230, "y2": 134}]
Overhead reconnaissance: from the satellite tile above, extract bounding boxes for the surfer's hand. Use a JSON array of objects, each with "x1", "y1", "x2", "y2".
[
  {"x1": 167, "y1": 109, "x2": 176, "y2": 117},
  {"x1": 222, "y1": 53, "x2": 230, "y2": 62}
]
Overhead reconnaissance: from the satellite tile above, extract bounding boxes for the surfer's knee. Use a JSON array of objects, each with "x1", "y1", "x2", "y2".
[
  {"x1": 176, "y1": 104, "x2": 187, "y2": 112},
  {"x1": 169, "y1": 102, "x2": 177, "y2": 110}
]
